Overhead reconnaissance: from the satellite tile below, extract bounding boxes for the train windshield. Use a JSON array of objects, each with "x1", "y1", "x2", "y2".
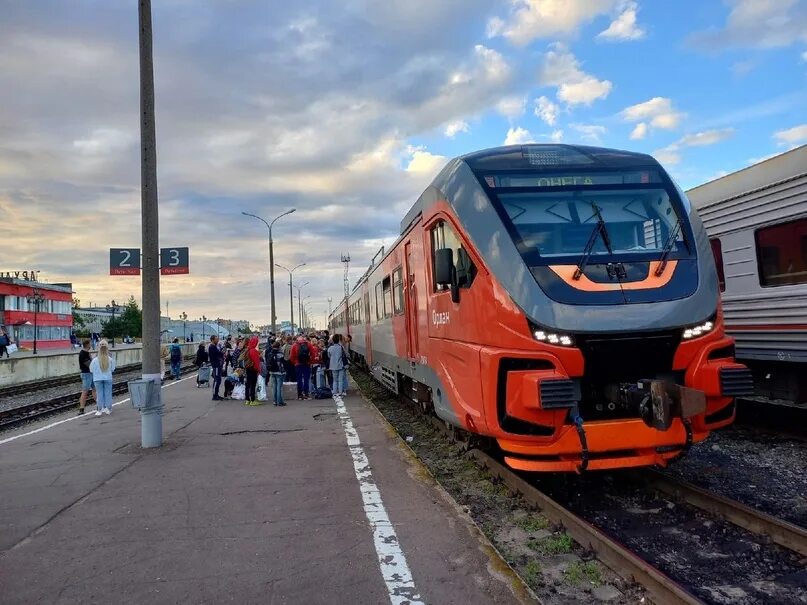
[{"x1": 483, "y1": 171, "x2": 689, "y2": 266}]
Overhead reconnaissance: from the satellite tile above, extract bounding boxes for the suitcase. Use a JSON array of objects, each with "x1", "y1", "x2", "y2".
[{"x1": 197, "y1": 364, "x2": 211, "y2": 387}]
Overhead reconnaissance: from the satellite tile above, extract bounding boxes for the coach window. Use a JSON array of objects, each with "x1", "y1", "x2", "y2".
[
  {"x1": 375, "y1": 282, "x2": 383, "y2": 321},
  {"x1": 430, "y1": 220, "x2": 477, "y2": 291},
  {"x1": 382, "y1": 275, "x2": 392, "y2": 318},
  {"x1": 755, "y1": 218, "x2": 807, "y2": 287},
  {"x1": 392, "y1": 267, "x2": 404, "y2": 315},
  {"x1": 709, "y1": 238, "x2": 725, "y2": 292}
]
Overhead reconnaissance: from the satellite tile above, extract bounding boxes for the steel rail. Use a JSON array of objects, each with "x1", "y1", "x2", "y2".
[{"x1": 643, "y1": 469, "x2": 807, "y2": 557}]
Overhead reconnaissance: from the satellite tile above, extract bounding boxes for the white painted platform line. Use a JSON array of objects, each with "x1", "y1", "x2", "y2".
[
  {"x1": 0, "y1": 375, "x2": 195, "y2": 447},
  {"x1": 333, "y1": 394, "x2": 424, "y2": 605}
]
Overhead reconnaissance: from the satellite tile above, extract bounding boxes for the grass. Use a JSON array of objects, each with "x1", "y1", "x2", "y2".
[
  {"x1": 515, "y1": 515, "x2": 550, "y2": 532},
  {"x1": 529, "y1": 532, "x2": 574, "y2": 555},
  {"x1": 564, "y1": 561, "x2": 602, "y2": 586},
  {"x1": 481, "y1": 520, "x2": 497, "y2": 537},
  {"x1": 522, "y1": 560, "x2": 542, "y2": 586}
]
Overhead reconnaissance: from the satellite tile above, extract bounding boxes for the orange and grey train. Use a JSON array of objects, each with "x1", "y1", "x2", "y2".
[{"x1": 331, "y1": 144, "x2": 753, "y2": 472}]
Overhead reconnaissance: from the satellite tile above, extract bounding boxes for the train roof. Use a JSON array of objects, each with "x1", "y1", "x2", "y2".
[
  {"x1": 687, "y1": 144, "x2": 807, "y2": 209},
  {"x1": 458, "y1": 143, "x2": 658, "y2": 171}
]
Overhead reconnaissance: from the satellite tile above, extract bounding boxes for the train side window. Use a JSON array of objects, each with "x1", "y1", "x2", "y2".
[
  {"x1": 430, "y1": 220, "x2": 477, "y2": 292},
  {"x1": 382, "y1": 275, "x2": 392, "y2": 318},
  {"x1": 709, "y1": 238, "x2": 725, "y2": 292},
  {"x1": 755, "y1": 218, "x2": 807, "y2": 287},
  {"x1": 392, "y1": 266, "x2": 404, "y2": 315},
  {"x1": 375, "y1": 282, "x2": 383, "y2": 320}
]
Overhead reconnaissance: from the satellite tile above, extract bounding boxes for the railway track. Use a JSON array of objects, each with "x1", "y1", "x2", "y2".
[
  {"x1": 356, "y1": 368, "x2": 807, "y2": 605},
  {"x1": 0, "y1": 363, "x2": 198, "y2": 430},
  {"x1": 0, "y1": 361, "x2": 148, "y2": 399}
]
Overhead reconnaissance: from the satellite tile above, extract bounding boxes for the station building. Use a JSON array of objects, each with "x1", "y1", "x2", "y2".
[{"x1": 0, "y1": 278, "x2": 73, "y2": 350}]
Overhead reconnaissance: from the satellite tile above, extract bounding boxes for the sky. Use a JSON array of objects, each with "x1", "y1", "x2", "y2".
[{"x1": 1, "y1": 0, "x2": 806, "y2": 327}]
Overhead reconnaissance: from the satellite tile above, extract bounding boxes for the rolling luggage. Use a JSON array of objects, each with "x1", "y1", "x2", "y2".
[{"x1": 197, "y1": 364, "x2": 211, "y2": 387}]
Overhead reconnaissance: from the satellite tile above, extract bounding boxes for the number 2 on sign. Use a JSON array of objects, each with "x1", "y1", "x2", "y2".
[{"x1": 120, "y1": 250, "x2": 131, "y2": 267}]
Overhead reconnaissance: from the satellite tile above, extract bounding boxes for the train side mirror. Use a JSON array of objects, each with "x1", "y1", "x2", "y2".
[{"x1": 434, "y1": 248, "x2": 454, "y2": 286}]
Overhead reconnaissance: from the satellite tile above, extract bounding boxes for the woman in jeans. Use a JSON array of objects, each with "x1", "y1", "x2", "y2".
[
  {"x1": 89, "y1": 340, "x2": 116, "y2": 416},
  {"x1": 265, "y1": 340, "x2": 286, "y2": 406},
  {"x1": 327, "y1": 334, "x2": 348, "y2": 397},
  {"x1": 244, "y1": 336, "x2": 261, "y2": 405}
]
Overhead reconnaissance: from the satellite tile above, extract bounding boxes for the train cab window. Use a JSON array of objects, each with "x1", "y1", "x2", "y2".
[
  {"x1": 755, "y1": 218, "x2": 807, "y2": 287},
  {"x1": 375, "y1": 282, "x2": 383, "y2": 320},
  {"x1": 392, "y1": 267, "x2": 404, "y2": 315},
  {"x1": 710, "y1": 238, "x2": 726, "y2": 292},
  {"x1": 382, "y1": 275, "x2": 392, "y2": 318},
  {"x1": 430, "y1": 220, "x2": 477, "y2": 291}
]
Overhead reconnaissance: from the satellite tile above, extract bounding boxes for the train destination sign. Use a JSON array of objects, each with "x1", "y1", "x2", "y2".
[
  {"x1": 110, "y1": 248, "x2": 141, "y2": 275},
  {"x1": 490, "y1": 170, "x2": 661, "y2": 188},
  {"x1": 160, "y1": 247, "x2": 190, "y2": 275}
]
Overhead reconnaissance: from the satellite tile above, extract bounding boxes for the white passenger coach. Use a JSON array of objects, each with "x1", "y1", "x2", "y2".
[{"x1": 687, "y1": 145, "x2": 807, "y2": 404}]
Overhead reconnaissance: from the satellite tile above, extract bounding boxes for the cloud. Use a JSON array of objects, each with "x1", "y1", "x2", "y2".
[
  {"x1": 550, "y1": 129, "x2": 564, "y2": 142},
  {"x1": 444, "y1": 120, "x2": 469, "y2": 138},
  {"x1": 803, "y1": 50, "x2": 807, "y2": 62},
  {"x1": 629, "y1": 122, "x2": 647, "y2": 140},
  {"x1": 504, "y1": 127, "x2": 536, "y2": 145},
  {"x1": 773, "y1": 123, "x2": 807, "y2": 146},
  {"x1": 730, "y1": 59, "x2": 758, "y2": 78},
  {"x1": 405, "y1": 146, "x2": 449, "y2": 175},
  {"x1": 597, "y1": 1, "x2": 646, "y2": 41},
  {"x1": 690, "y1": 0, "x2": 807, "y2": 50},
  {"x1": 538, "y1": 43, "x2": 613, "y2": 106},
  {"x1": 533, "y1": 95, "x2": 559, "y2": 125},
  {"x1": 570, "y1": 123, "x2": 606, "y2": 144},
  {"x1": 487, "y1": 0, "x2": 620, "y2": 46},
  {"x1": 496, "y1": 95, "x2": 527, "y2": 118},
  {"x1": 653, "y1": 128, "x2": 736, "y2": 166},
  {"x1": 73, "y1": 128, "x2": 135, "y2": 156},
  {"x1": 621, "y1": 97, "x2": 684, "y2": 132}
]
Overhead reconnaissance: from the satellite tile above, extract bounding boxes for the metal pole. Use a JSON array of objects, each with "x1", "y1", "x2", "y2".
[
  {"x1": 268, "y1": 228, "x2": 276, "y2": 334},
  {"x1": 33, "y1": 300, "x2": 38, "y2": 355},
  {"x1": 139, "y1": 0, "x2": 163, "y2": 448}
]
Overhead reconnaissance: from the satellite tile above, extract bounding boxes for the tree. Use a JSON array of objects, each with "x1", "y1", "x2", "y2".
[
  {"x1": 119, "y1": 295, "x2": 143, "y2": 338},
  {"x1": 71, "y1": 297, "x2": 85, "y2": 328}
]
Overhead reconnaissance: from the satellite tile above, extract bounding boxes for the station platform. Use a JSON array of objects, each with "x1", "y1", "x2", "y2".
[{"x1": 0, "y1": 376, "x2": 531, "y2": 604}]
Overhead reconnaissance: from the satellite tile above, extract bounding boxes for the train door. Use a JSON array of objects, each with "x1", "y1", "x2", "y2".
[
  {"x1": 404, "y1": 241, "x2": 419, "y2": 361},
  {"x1": 363, "y1": 290, "x2": 372, "y2": 364}
]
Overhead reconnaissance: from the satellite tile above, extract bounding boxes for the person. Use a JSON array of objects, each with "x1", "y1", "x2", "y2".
[
  {"x1": 194, "y1": 342, "x2": 208, "y2": 367},
  {"x1": 89, "y1": 340, "x2": 116, "y2": 416},
  {"x1": 78, "y1": 338, "x2": 95, "y2": 415},
  {"x1": 317, "y1": 339, "x2": 327, "y2": 391},
  {"x1": 208, "y1": 335, "x2": 223, "y2": 400},
  {"x1": 328, "y1": 334, "x2": 348, "y2": 397},
  {"x1": 290, "y1": 336, "x2": 312, "y2": 400},
  {"x1": 308, "y1": 336, "x2": 320, "y2": 391},
  {"x1": 282, "y1": 336, "x2": 295, "y2": 383},
  {"x1": 0, "y1": 329, "x2": 10, "y2": 359},
  {"x1": 265, "y1": 339, "x2": 286, "y2": 406},
  {"x1": 169, "y1": 338, "x2": 183, "y2": 380},
  {"x1": 160, "y1": 342, "x2": 170, "y2": 381},
  {"x1": 244, "y1": 336, "x2": 261, "y2": 405}
]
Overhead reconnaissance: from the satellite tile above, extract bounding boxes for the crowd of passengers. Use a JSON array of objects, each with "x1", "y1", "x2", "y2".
[{"x1": 195, "y1": 331, "x2": 352, "y2": 406}]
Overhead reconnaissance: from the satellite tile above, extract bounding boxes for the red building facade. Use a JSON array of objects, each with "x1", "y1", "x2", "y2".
[{"x1": 0, "y1": 279, "x2": 73, "y2": 351}]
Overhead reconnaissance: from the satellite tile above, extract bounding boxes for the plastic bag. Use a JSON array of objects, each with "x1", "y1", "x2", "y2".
[
  {"x1": 232, "y1": 384, "x2": 246, "y2": 400},
  {"x1": 256, "y1": 376, "x2": 267, "y2": 401},
  {"x1": 7, "y1": 344, "x2": 17, "y2": 355}
]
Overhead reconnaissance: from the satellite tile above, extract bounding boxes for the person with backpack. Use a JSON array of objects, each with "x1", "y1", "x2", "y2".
[
  {"x1": 265, "y1": 339, "x2": 286, "y2": 406},
  {"x1": 328, "y1": 334, "x2": 349, "y2": 397},
  {"x1": 169, "y1": 338, "x2": 183, "y2": 380},
  {"x1": 290, "y1": 336, "x2": 312, "y2": 400},
  {"x1": 243, "y1": 336, "x2": 261, "y2": 405}
]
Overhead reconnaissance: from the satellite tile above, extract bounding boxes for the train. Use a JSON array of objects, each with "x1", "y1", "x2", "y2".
[
  {"x1": 687, "y1": 144, "x2": 807, "y2": 405},
  {"x1": 330, "y1": 144, "x2": 752, "y2": 472}
]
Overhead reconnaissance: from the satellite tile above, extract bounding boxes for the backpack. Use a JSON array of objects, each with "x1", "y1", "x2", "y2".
[
  {"x1": 313, "y1": 386, "x2": 332, "y2": 399},
  {"x1": 268, "y1": 350, "x2": 284, "y2": 373},
  {"x1": 297, "y1": 342, "x2": 310, "y2": 364},
  {"x1": 170, "y1": 345, "x2": 182, "y2": 363},
  {"x1": 320, "y1": 347, "x2": 329, "y2": 366}
]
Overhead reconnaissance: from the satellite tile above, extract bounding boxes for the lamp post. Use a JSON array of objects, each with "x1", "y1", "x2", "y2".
[
  {"x1": 300, "y1": 296, "x2": 311, "y2": 331},
  {"x1": 242, "y1": 208, "x2": 296, "y2": 335},
  {"x1": 105, "y1": 300, "x2": 118, "y2": 348},
  {"x1": 180, "y1": 312, "x2": 187, "y2": 342},
  {"x1": 200, "y1": 315, "x2": 207, "y2": 342},
  {"x1": 216, "y1": 317, "x2": 222, "y2": 339},
  {"x1": 25, "y1": 288, "x2": 45, "y2": 355},
  {"x1": 276, "y1": 262, "x2": 305, "y2": 334},
  {"x1": 293, "y1": 284, "x2": 309, "y2": 334}
]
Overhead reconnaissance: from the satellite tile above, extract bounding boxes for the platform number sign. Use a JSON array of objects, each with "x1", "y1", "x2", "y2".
[
  {"x1": 110, "y1": 248, "x2": 141, "y2": 275},
  {"x1": 160, "y1": 247, "x2": 189, "y2": 275}
]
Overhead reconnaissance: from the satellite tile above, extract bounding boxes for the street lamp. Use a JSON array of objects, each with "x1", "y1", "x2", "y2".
[
  {"x1": 242, "y1": 208, "x2": 296, "y2": 335},
  {"x1": 25, "y1": 288, "x2": 45, "y2": 355},
  {"x1": 180, "y1": 311, "x2": 187, "y2": 341},
  {"x1": 200, "y1": 315, "x2": 207, "y2": 342},
  {"x1": 293, "y1": 283, "x2": 309, "y2": 335},
  {"x1": 276, "y1": 262, "x2": 306, "y2": 334},
  {"x1": 105, "y1": 300, "x2": 118, "y2": 348}
]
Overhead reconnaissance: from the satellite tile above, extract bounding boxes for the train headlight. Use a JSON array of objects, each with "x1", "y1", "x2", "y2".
[
  {"x1": 529, "y1": 321, "x2": 575, "y2": 347},
  {"x1": 682, "y1": 315, "x2": 716, "y2": 340}
]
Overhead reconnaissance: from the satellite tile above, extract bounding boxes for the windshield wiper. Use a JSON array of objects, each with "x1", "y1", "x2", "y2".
[
  {"x1": 654, "y1": 218, "x2": 682, "y2": 277},
  {"x1": 573, "y1": 203, "x2": 613, "y2": 280}
]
